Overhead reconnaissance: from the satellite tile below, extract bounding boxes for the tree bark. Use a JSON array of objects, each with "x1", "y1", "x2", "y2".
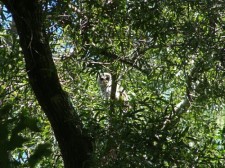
[{"x1": 1, "y1": 0, "x2": 92, "y2": 167}]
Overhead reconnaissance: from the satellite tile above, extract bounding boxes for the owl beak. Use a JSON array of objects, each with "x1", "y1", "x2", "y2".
[{"x1": 103, "y1": 80, "x2": 108, "y2": 85}]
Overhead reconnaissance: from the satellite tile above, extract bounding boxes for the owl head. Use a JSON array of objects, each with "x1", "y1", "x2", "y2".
[{"x1": 98, "y1": 73, "x2": 112, "y2": 88}]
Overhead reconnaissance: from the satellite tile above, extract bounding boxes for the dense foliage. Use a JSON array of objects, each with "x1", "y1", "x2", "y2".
[{"x1": 1, "y1": 0, "x2": 225, "y2": 167}]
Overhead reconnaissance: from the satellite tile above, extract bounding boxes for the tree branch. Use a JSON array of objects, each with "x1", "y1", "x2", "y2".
[
  {"x1": 98, "y1": 49, "x2": 151, "y2": 75},
  {"x1": 161, "y1": 60, "x2": 205, "y2": 130},
  {"x1": 1, "y1": 1, "x2": 92, "y2": 167}
]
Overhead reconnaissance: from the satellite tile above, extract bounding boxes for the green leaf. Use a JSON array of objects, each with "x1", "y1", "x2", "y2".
[
  {"x1": 28, "y1": 143, "x2": 52, "y2": 168},
  {"x1": 0, "y1": 103, "x2": 13, "y2": 119},
  {"x1": 23, "y1": 117, "x2": 41, "y2": 132},
  {"x1": 8, "y1": 135, "x2": 29, "y2": 150}
]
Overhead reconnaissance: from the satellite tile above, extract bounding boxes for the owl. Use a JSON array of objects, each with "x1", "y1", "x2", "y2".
[{"x1": 97, "y1": 73, "x2": 129, "y2": 101}]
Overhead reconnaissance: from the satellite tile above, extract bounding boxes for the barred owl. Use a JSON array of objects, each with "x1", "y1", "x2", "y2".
[{"x1": 97, "y1": 73, "x2": 129, "y2": 101}]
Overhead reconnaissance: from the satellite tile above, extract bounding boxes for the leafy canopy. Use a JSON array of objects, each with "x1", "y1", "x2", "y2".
[{"x1": 1, "y1": 0, "x2": 225, "y2": 167}]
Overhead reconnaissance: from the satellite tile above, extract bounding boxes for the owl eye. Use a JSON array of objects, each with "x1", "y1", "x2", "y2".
[
  {"x1": 106, "y1": 76, "x2": 110, "y2": 81},
  {"x1": 100, "y1": 77, "x2": 104, "y2": 81}
]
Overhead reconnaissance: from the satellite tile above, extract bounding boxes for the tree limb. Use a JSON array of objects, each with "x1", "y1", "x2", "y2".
[{"x1": 1, "y1": 1, "x2": 92, "y2": 167}]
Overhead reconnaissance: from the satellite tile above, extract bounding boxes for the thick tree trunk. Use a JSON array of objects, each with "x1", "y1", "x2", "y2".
[{"x1": 1, "y1": 0, "x2": 92, "y2": 167}]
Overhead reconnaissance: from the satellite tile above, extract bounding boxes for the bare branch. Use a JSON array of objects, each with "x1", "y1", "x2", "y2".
[{"x1": 98, "y1": 49, "x2": 151, "y2": 75}]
